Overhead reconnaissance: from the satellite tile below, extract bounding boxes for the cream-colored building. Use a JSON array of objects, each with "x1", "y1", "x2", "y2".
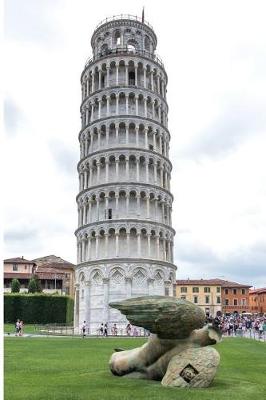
[{"x1": 175, "y1": 279, "x2": 223, "y2": 316}]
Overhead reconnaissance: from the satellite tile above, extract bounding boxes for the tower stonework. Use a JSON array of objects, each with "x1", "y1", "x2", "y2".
[{"x1": 74, "y1": 15, "x2": 176, "y2": 333}]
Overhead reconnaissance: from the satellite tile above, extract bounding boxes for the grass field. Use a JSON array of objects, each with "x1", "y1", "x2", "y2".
[{"x1": 4, "y1": 337, "x2": 266, "y2": 400}]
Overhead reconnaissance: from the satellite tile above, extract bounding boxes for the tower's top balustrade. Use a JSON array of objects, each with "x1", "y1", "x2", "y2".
[{"x1": 85, "y1": 14, "x2": 163, "y2": 70}]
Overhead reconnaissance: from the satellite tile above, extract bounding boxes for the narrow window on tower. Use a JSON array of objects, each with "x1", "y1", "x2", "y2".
[{"x1": 108, "y1": 209, "x2": 112, "y2": 219}]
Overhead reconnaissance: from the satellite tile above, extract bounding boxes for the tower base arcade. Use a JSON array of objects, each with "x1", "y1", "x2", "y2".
[{"x1": 74, "y1": 259, "x2": 176, "y2": 334}]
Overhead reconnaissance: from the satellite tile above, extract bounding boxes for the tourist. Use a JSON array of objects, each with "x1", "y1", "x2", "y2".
[
  {"x1": 19, "y1": 320, "x2": 24, "y2": 336},
  {"x1": 99, "y1": 323, "x2": 104, "y2": 335},
  {"x1": 112, "y1": 324, "x2": 118, "y2": 336},
  {"x1": 15, "y1": 319, "x2": 20, "y2": 336},
  {"x1": 82, "y1": 321, "x2": 86, "y2": 338},
  {"x1": 104, "y1": 323, "x2": 108, "y2": 337},
  {"x1": 126, "y1": 323, "x2": 131, "y2": 336}
]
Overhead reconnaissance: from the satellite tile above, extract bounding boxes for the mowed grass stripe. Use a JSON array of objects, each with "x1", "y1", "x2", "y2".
[{"x1": 4, "y1": 337, "x2": 266, "y2": 400}]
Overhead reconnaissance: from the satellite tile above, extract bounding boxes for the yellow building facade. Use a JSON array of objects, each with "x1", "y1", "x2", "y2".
[{"x1": 175, "y1": 279, "x2": 222, "y2": 316}]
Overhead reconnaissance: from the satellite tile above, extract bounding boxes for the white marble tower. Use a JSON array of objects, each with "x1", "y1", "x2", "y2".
[{"x1": 74, "y1": 14, "x2": 176, "y2": 333}]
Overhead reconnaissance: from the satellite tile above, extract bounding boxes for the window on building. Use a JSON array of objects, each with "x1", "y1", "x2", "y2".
[
  {"x1": 242, "y1": 298, "x2": 246, "y2": 306},
  {"x1": 217, "y1": 296, "x2": 221, "y2": 304},
  {"x1": 233, "y1": 289, "x2": 237, "y2": 295},
  {"x1": 13, "y1": 264, "x2": 18, "y2": 271},
  {"x1": 108, "y1": 209, "x2": 112, "y2": 219},
  {"x1": 193, "y1": 296, "x2": 198, "y2": 304},
  {"x1": 216, "y1": 287, "x2": 221, "y2": 293},
  {"x1": 204, "y1": 287, "x2": 210, "y2": 293},
  {"x1": 128, "y1": 71, "x2": 135, "y2": 85},
  {"x1": 225, "y1": 289, "x2": 228, "y2": 294},
  {"x1": 192, "y1": 287, "x2": 199, "y2": 293},
  {"x1": 180, "y1": 287, "x2": 187, "y2": 293},
  {"x1": 241, "y1": 289, "x2": 246, "y2": 295},
  {"x1": 180, "y1": 295, "x2": 186, "y2": 300},
  {"x1": 24, "y1": 265, "x2": 27, "y2": 270},
  {"x1": 205, "y1": 296, "x2": 210, "y2": 304},
  {"x1": 233, "y1": 299, "x2": 238, "y2": 306}
]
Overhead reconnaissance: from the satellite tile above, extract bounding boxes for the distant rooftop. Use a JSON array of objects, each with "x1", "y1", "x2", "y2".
[
  {"x1": 4, "y1": 257, "x2": 35, "y2": 264},
  {"x1": 176, "y1": 278, "x2": 251, "y2": 288},
  {"x1": 32, "y1": 255, "x2": 75, "y2": 267}
]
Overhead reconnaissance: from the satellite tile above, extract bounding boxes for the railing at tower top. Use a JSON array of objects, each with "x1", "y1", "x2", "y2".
[
  {"x1": 84, "y1": 46, "x2": 164, "y2": 69},
  {"x1": 94, "y1": 14, "x2": 154, "y2": 31}
]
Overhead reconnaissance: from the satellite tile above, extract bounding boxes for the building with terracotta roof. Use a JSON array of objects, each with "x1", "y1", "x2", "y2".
[
  {"x1": 4, "y1": 257, "x2": 36, "y2": 293},
  {"x1": 249, "y1": 288, "x2": 266, "y2": 314},
  {"x1": 4, "y1": 255, "x2": 75, "y2": 297},
  {"x1": 175, "y1": 279, "x2": 223, "y2": 316},
  {"x1": 32, "y1": 255, "x2": 75, "y2": 297},
  {"x1": 175, "y1": 278, "x2": 252, "y2": 316}
]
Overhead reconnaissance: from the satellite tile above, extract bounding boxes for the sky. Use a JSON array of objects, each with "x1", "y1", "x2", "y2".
[{"x1": 3, "y1": 0, "x2": 266, "y2": 287}]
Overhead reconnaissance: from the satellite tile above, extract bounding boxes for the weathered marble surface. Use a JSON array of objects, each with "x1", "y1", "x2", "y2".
[{"x1": 109, "y1": 295, "x2": 222, "y2": 388}]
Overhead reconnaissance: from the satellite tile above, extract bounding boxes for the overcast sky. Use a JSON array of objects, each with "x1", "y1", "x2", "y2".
[{"x1": 3, "y1": 0, "x2": 266, "y2": 287}]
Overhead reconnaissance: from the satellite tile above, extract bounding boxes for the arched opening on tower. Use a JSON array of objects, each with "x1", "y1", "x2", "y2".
[{"x1": 128, "y1": 71, "x2": 135, "y2": 86}]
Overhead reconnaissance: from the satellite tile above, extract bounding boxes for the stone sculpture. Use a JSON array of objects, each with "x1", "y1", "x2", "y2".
[{"x1": 109, "y1": 295, "x2": 221, "y2": 388}]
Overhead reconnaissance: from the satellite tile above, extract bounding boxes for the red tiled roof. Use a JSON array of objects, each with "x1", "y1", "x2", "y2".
[
  {"x1": 4, "y1": 257, "x2": 35, "y2": 264},
  {"x1": 249, "y1": 288, "x2": 266, "y2": 294},
  {"x1": 176, "y1": 278, "x2": 251, "y2": 288},
  {"x1": 32, "y1": 255, "x2": 75, "y2": 267}
]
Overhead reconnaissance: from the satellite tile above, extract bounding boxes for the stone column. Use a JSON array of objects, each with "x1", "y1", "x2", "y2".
[
  {"x1": 135, "y1": 95, "x2": 139, "y2": 115},
  {"x1": 151, "y1": 71, "x2": 154, "y2": 91},
  {"x1": 143, "y1": 66, "x2": 147, "y2": 88},
  {"x1": 96, "y1": 161, "x2": 100, "y2": 182},
  {"x1": 87, "y1": 236, "x2": 91, "y2": 259},
  {"x1": 98, "y1": 100, "x2": 102, "y2": 120},
  {"x1": 95, "y1": 234, "x2": 99, "y2": 258},
  {"x1": 96, "y1": 197, "x2": 100, "y2": 221},
  {"x1": 145, "y1": 161, "x2": 149, "y2": 183},
  {"x1": 116, "y1": 65, "x2": 119, "y2": 85},
  {"x1": 105, "y1": 161, "x2": 109, "y2": 182},
  {"x1": 91, "y1": 103, "x2": 94, "y2": 122},
  {"x1": 116, "y1": 95, "x2": 119, "y2": 115},
  {"x1": 136, "y1": 126, "x2": 139, "y2": 147},
  {"x1": 126, "y1": 156, "x2": 129, "y2": 180},
  {"x1": 135, "y1": 65, "x2": 138, "y2": 86},
  {"x1": 144, "y1": 127, "x2": 148, "y2": 148},
  {"x1": 152, "y1": 100, "x2": 155, "y2": 119},
  {"x1": 85, "y1": 281, "x2": 91, "y2": 329},
  {"x1": 83, "y1": 204, "x2": 87, "y2": 225},
  {"x1": 105, "y1": 233, "x2": 109, "y2": 257},
  {"x1": 92, "y1": 72, "x2": 95, "y2": 92},
  {"x1": 115, "y1": 232, "x2": 119, "y2": 257},
  {"x1": 126, "y1": 193, "x2": 129, "y2": 216},
  {"x1": 156, "y1": 235, "x2": 160, "y2": 259},
  {"x1": 115, "y1": 194, "x2": 119, "y2": 218},
  {"x1": 136, "y1": 193, "x2": 140, "y2": 216},
  {"x1": 103, "y1": 278, "x2": 110, "y2": 323},
  {"x1": 106, "y1": 96, "x2": 110, "y2": 117},
  {"x1": 147, "y1": 233, "x2": 151, "y2": 257},
  {"x1": 115, "y1": 158, "x2": 119, "y2": 180},
  {"x1": 136, "y1": 157, "x2": 140, "y2": 181},
  {"x1": 125, "y1": 124, "x2": 129, "y2": 144},
  {"x1": 81, "y1": 238, "x2": 86, "y2": 262},
  {"x1": 98, "y1": 70, "x2": 102, "y2": 90},
  {"x1": 106, "y1": 125, "x2": 110, "y2": 145},
  {"x1": 106, "y1": 66, "x2": 110, "y2": 87},
  {"x1": 125, "y1": 64, "x2": 129, "y2": 85},
  {"x1": 125, "y1": 94, "x2": 129, "y2": 114},
  {"x1": 146, "y1": 195, "x2": 150, "y2": 218},
  {"x1": 88, "y1": 201, "x2": 92, "y2": 223},
  {"x1": 154, "y1": 163, "x2": 157, "y2": 184},
  {"x1": 144, "y1": 97, "x2": 147, "y2": 117},
  {"x1": 126, "y1": 231, "x2": 130, "y2": 256},
  {"x1": 137, "y1": 232, "x2": 141, "y2": 257}
]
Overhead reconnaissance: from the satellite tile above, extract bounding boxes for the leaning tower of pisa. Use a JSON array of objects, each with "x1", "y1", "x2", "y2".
[{"x1": 74, "y1": 14, "x2": 176, "y2": 333}]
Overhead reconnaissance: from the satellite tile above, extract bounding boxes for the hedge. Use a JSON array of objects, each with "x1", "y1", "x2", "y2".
[{"x1": 4, "y1": 294, "x2": 74, "y2": 324}]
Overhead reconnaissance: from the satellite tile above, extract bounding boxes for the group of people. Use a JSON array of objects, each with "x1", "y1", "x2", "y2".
[
  {"x1": 209, "y1": 314, "x2": 266, "y2": 338},
  {"x1": 15, "y1": 319, "x2": 24, "y2": 336}
]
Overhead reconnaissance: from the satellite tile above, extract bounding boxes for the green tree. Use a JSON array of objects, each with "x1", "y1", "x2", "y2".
[
  {"x1": 11, "y1": 278, "x2": 20, "y2": 293},
  {"x1": 28, "y1": 278, "x2": 38, "y2": 293},
  {"x1": 33, "y1": 275, "x2": 42, "y2": 293}
]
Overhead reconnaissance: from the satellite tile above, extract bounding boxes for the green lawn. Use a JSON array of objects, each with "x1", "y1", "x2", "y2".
[{"x1": 4, "y1": 337, "x2": 266, "y2": 400}]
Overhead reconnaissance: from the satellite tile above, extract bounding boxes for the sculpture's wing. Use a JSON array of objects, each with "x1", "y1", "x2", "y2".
[{"x1": 109, "y1": 295, "x2": 205, "y2": 339}]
